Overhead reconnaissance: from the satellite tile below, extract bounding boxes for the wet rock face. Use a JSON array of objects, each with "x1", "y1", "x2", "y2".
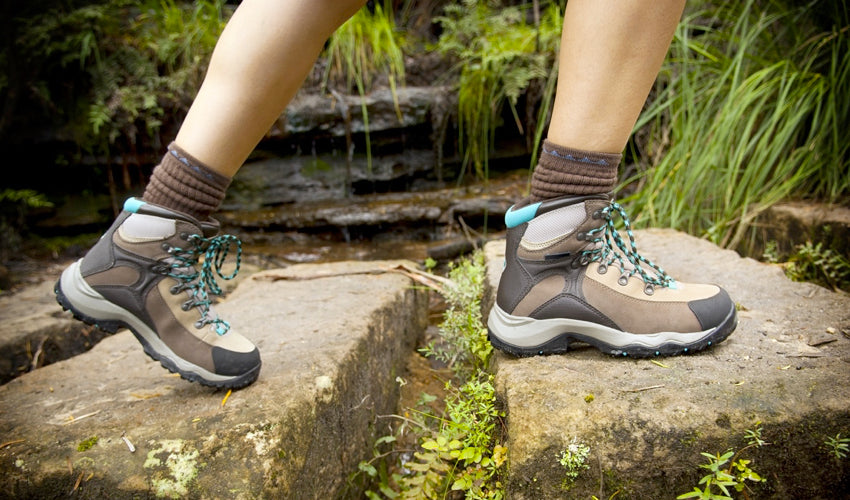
[
  {"x1": 222, "y1": 149, "x2": 438, "y2": 210},
  {"x1": 273, "y1": 87, "x2": 452, "y2": 138}
]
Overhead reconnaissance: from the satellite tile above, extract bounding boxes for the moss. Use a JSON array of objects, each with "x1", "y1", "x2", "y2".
[{"x1": 77, "y1": 436, "x2": 99, "y2": 452}]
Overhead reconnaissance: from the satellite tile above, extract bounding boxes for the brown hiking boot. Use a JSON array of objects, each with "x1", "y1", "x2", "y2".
[
  {"x1": 488, "y1": 194, "x2": 737, "y2": 357},
  {"x1": 55, "y1": 198, "x2": 260, "y2": 388}
]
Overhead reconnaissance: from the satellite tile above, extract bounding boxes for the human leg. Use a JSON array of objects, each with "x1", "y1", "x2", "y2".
[
  {"x1": 56, "y1": 0, "x2": 365, "y2": 388},
  {"x1": 489, "y1": 0, "x2": 737, "y2": 357}
]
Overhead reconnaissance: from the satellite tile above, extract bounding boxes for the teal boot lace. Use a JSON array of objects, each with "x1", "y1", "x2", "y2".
[
  {"x1": 162, "y1": 233, "x2": 242, "y2": 335},
  {"x1": 581, "y1": 202, "x2": 674, "y2": 295}
]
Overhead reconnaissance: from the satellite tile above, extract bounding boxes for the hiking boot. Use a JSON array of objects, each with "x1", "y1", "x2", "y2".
[
  {"x1": 488, "y1": 193, "x2": 737, "y2": 357},
  {"x1": 55, "y1": 198, "x2": 261, "y2": 388}
]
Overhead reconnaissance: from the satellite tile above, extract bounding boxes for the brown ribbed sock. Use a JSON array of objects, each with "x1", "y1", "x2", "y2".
[
  {"x1": 142, "y1": 143, "x2": 231, "y2": 221},
  {"x1": 529, "y1": 139, "x2": 621, "y2": 202}
]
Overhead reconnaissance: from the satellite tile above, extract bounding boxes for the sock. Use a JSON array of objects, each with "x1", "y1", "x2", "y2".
[
  {"x1": 142, "y1": 143, "x2": 231, "y2": 220},
  {"x1": 529, "y1": 139, "x2": 621, "y2": 202}
]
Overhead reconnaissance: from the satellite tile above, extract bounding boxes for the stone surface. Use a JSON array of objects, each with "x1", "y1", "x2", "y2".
[
  {"x1": 0, "y1": 260, "x2": 428, "y2": 498},
  {"x1": 0, "y1": 276, "x2": 111, "y2": 384},
  {"x1": 0, "y1": 263, "x2": 261, "y2": 385},
  {"x1": 218, "y1": 176, "x2": 521, "y2": 232},
  {"x1": 270, "y1": 87, "x2": 452, "y2": 138},
  {"x1": 484, "y1": 229, "x2": 850, "y2": 499},
  {"x1": 750, "y1": 201, "x2": 850, "y2": 259}
]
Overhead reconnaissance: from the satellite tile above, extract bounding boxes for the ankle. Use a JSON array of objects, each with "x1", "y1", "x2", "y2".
[
  {"x1": 142, "y1": 143, "x2": 231, "y2": 220},
  {"x1": 529, "y1": 140, "x2": 620, "y2": 202}
]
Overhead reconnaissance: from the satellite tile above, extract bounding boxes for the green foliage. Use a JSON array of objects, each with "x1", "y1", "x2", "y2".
[
  {"x1": 434, "y1": 0, "x2": 562, "y2": 181},
  {"x1": 558, "y1": 438, "x2": 591, "y2": 488},
  {"x1": 0, "y1": 189, "x2": 54, "y2": 262},
  {"x1": 784, "y1": 241, "x2": 850, "y2": 292},
  {"x1": 0, "y1": 189, "x2": 53, "y2": 209},
  {"x1": 743, "y1": 423, "x2": 766, "y2": 448},
  {"x1": 421, "y1": 251, "x2": 491, "y2": 376},
  {"x1": 9, "y1": 0, "x2": 229, "y2": 153},
  {"x1": 678, "y1": 425, "x2": 768, "y2": 499},
  {"x1": 677, "y1": 452, "x2": 760, "y2": 500},
  {"x1": 355, "y1": 251, "x2": 507, "y2": 499},
  {"x1": 625, "y1": 0, "x2": 850, "y2": 250},
  {"x1": 323, "y1": 1, "x2": 407, "y2": 174},
  {"x1": 77, "y1": 436, "x2": 99, "y2": 452},
  {"x1": 323, "y1": 1, "x2": 406, "y2": 95},
  {"x1": 824, "y1": 433, "x2": 850, "y2": 460}
]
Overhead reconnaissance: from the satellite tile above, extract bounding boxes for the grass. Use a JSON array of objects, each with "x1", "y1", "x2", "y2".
[
  {"x1": 623, "y1": 0, "x2": 850, "y2": 253},
  {"x1": 322, "y1": 1, "x2": 407, "y2": 174},
  {"x1": 352, "y1": 251, "x2": 507, "y2": 499},
  {"x1": 434, "y1": 0, "x2": 562, "y2": 182}
]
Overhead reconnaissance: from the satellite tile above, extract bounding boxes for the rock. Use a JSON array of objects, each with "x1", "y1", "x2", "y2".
[
  {"x1": 750, "y1": 201, "x2": 850, "y2": 258},
  {"x1": 484, "y1": 229, "x2": 850, "y2": 499},
  {"x1": 270, "y1": 87, "x2": 451, "y2": 138},
  {"x1": 222, "y1": 149, "x2": 438, "y2": 210},
  {"x1": 218, "y1": 177, "x2": 519, "y2": 232},
  {"x1": 0, "y1": 260, "x2": 428, "y2": 498},
  {"x1": 0, "y1": 278, "x2": 112, "y2": 384}
]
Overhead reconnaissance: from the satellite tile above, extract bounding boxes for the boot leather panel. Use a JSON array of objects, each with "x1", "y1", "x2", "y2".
[
  {"x1": 582, "y1": 277, "x2": 702, "y2": 334},
  {"x1": 147, "y1": 280, "x2": 216, "y2": 373}
]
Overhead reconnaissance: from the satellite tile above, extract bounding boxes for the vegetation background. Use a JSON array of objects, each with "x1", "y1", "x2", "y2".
[{"x1": 1, "y1": 0, "x2": 847, "y2": 281}]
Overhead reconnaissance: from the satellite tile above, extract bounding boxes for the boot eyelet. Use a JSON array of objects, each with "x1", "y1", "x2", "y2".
[
  {"x1": 576, "y1": 232, "x2": 586, "y2": 241},
  {"x1": 617, "y1": 275, "x2": 629, "y2": 286},
  {"x1": 592, "y1": 210, "x2": 604, "y2": 220},
  {"x1": 579, "y1": 255, "x2": 590, "y2": 266},
  {"x1": 193, "y1": 320, "x2": 204, "y2": 329},
  {"x1": 597, "y1": 264, "x2": 608, "y2": 275},
  {"x1": 644, "y1": 284, "x2": 655, "y2": 295},
  {"x1": 170, "y1": 285, "x2": 180, "y2": 294},
  {"x1": 181, "y1": 301, "x2": 192, "y2": 311},
  {"x1": 180, "y1": 232, "x2": 189, "y2": 240},
  {"x1": 161, "y1": 243, "x2": 171, "y2": 251}
]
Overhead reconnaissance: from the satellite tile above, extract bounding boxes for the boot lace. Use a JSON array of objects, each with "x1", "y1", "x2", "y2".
[
  {"x1": 160, "y1": 233, "x2": 242, "y2": 335},
  {"x1": 581, "y1": 202, "x2": 674, "y2": 294}
]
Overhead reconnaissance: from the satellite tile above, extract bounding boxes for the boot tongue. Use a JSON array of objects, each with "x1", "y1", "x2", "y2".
[{"x1": 199, "y1": 218, "x2": 221, "y2": 238}]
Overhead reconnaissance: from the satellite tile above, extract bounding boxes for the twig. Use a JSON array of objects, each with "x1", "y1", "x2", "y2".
[
  {"x1": 0, "y1": 439, "x2": 24, "y2": 449},
  {"x1": 61, "y1": 410, "x2": 101, "y2": 425},
  {"x1": 30, "y1": 337, "x2": 47, "y2": 371},
  {"x1": 621, "y1": 385, "x2": 665, "y2": 393},
  {"x1": 71, "y1": 471, "x2": 84, "y2": 493}
]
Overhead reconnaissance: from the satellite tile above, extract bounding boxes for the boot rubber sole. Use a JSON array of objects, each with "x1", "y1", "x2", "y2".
[
  {"x1": 487, "y1": 302, "x2": 737, "y2": 358},
  {"x1": 55, "y1": 259, "x2": 259, "y2": 389}
]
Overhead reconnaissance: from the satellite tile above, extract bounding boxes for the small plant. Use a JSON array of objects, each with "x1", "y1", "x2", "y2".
[
  {"x1": 784, "y1": 241, "x2": 850, "y2": 292},
  {"x1": 824, "y1": 433, "x2": 850, "y2": 460},
  {"x1": 352, "y1": 251, "x2": 507, "y2": 499},
  {"x1": 77, "y1": 436, "x2": 99, "y2": 452},
  {"x1": 558, "y1": 437, "x2": 591, "y2": 488},
  {"x1": 678, "y1": 425, "x2": 768, "y2": 499},
  {"x1": 420, "y1": 251, "x2": 492, "y2": 376},
  {"x1": 677, "y1": 450, "x2": 765, "y2": 500},
  {"x1": 744, "y1": 423, "x2": 767, "y2": 448}
]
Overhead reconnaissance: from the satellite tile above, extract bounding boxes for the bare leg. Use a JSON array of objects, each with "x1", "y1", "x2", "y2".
[
  {"x1": 175, "y1": 0, "x2": 366, "y2": 177},
  {"x1": 547, "y1": 0, "x2": 686, "y2": 153}
]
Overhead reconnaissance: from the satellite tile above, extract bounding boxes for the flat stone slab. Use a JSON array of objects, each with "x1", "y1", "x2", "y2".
[
  {"x1": 484, "y1": 229, "x2": 850, "y2": 499},
  {"x1": 1, "y1": 260, "x2": 427, "y2": 498}
]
